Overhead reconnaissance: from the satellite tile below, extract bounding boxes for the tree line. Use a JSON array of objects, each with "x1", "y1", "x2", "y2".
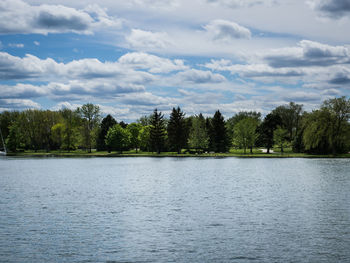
[{"x1": 1, "y1": 97, "x2": 349, "y2": 155}]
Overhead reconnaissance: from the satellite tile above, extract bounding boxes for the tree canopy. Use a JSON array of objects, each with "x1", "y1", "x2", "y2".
[{"x1": 1, "y1": 97, "x2": 350, "y2": 155}]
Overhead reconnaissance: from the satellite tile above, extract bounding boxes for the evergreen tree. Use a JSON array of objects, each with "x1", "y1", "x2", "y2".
[
  {"x1": 167, "y1": 107, "x2": 187, "y2": 154},
  {"x1": 97, "y1": 114, "x2": 117, "y2": 151},
  {"x1": 150, "y1": 109, "x2": 166, "y2": 154},
  {"x1": 209, "y1": 110, "x2": 229, "y2": 153}
]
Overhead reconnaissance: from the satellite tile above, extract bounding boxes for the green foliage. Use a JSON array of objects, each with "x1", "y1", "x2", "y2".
[
  {"x1": 137, "y1": 115, "x2": 152, "y2": 126},
  {"x1": 127, "y1": 123, "x2": 142, "y2": 152},
  {"x1": 208, "y1": 110, "x2": 229, "y2": 153},
  {"x1": 76, "y1": 103, "x2": 101, "y2": 152},
  {"x1": 226, "y1": 111, "x2": 261, "y2": 145},
  {"x1": 274, "y1": 126, "x2": 288, "y2": 153},
  {"x1": 1, "y1": 97, "x2": 349, "y2": 156},
  {"x1": 272, "y1": 102, "x2": 303, "y2": 143},
  {"x1": 258, "y1": 113, "x2": 282, "y2": 153},
  {"x1": 60, "y1": 108, "x2": 80, "y2": 152},
  {"x1": 139, "y1": 125, "x2": 151, "y2": 152},
  {"x1": 105, "y1": 124, "x2": 131, "y2": 153},
  {"x1": 0, "y1": 111, "x2": 20, "y2": 140},
  {"x1": 97, "y1": 114, "x2": 117, "y2": 151},
  {"x1": 303, "y1": 97, "x2": 350, "y2": 154},
  {"x1": 167, "y1": 107, "x2": 188, "y2": 154},
  {"x1": 188, "y1": 113, "x2": 209, "y2": 153},
  {"x1": 51, "y1": 123, "x2": 65, "y2": 150},
  {"x1": 5, "y1": 123, "x2": 22, "y2": 152},
  {"x1": 233, "y1": 117, "x2": 259, "y2": 154},
  {"x1": 150, "y1": 109, "x2": 166, "y2": 154}
]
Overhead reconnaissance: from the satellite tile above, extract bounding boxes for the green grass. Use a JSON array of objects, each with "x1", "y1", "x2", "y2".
[{"x1": 7, "y1": 148, "x2": 350, "y2": 158}]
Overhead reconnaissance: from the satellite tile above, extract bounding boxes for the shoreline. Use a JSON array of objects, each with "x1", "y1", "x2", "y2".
[{"x1": 4, "y1": 152, "x2": 350, "y2": 158}]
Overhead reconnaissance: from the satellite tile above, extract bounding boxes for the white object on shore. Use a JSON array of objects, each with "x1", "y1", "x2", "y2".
[
  {"x1": 261, "y1": 148, "x2": 274, "y2": 153},
  {"x1": 0, "y1": 128, "x2": 6, "y2": 156}
]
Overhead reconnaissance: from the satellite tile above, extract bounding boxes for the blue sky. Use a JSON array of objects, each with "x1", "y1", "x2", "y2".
[{"x1": 1, "y1": 0, "x2": 350, "y2": 121}]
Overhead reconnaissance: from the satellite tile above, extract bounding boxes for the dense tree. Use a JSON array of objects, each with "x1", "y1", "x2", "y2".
[
  {"x1": 77, "y1": 103, "x2": 101, "y2": 153},
  {"x1": 323, "y1": 97, "x2": 350, "y2": 154},
  {"x1": 150, "y1": 109, "x2": 166, "y2": 154},
  {"x1": 97, "y1": 114, "x2": 117, "y2": 151},
  {"x1": 19, "y1": 110, "x2": 45, "y2": 151},
  {"x1": 188, "y1": 113, "x2": 209, "y2": 153},
  {"x1": 274, "y1": 126, "x2": 288, "y2": 153},
  {"x1": 127, "y1": 123, "x2": 142, "y2": 153},
  {"x1": 105, "y1": 124, "x2": 131, "y2": 153},
  {"x1": 226, "y1": 111, "x2": 261, "y2": 145},
  {"x1": 60, "y1": 108, "x2": 80, "y2": 152},
  {"x1": 259, "y1": 113, "x2": 282, "y2": 153},
  {"x1": 209, "y1": 110, "x2": 229, "y2": 153},
  {"x1": 139, "y1": 125, "x2": 151, "y2": 152},
  {"x1": 5, "y1": 123, "x2": 21, "y2": 152},
  {"x1": 303, "y1": 97, "x2": 350, "y2": 154},
  {"x1": 51, "y1": 123, "x2": 65, "y2": 151},
  {"x1": 119, "y1": 121, "x2": 128, "y2": 129},
  {"x1": 1, "y1": 97, "x2": 349, "y2": 155},
  {"x1": 272, "y1": 102, "x2": 303, "y2": 151},
  {"x1": 233, "y1": 117, "x2": 259, "y2": 154},
  {"x1": 0, "y1": 111, "x2": 20, "y2": 140},
  {"x1": 137, "y1": 115, "x2": 152, "y2": 126},
  {"x1": 167, "y1": 107, "x2": 188, "y2": 154}
]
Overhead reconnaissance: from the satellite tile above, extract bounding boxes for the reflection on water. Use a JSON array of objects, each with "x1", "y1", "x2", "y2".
[{"x1": 0, "y1": 157, "x2": 349, "y2": 262}]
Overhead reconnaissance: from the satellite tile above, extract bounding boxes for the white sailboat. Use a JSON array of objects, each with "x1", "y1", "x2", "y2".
[{"x1": 0, "y1": 128, "x2": 6, "y2": 156}]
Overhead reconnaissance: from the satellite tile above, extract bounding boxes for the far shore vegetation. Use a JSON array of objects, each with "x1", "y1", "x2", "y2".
[{"x1": 1, "y1": 97, "x2": 350, "y2": 158}]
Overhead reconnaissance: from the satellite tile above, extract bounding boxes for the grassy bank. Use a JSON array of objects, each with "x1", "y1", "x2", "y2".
[{"x1": 6, "y1": 148, "x2": 350, "y2": 158}]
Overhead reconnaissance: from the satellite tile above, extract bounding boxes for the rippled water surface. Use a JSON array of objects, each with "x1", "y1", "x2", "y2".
[{"x1": 1, "y1": 157, "x2": 349, "y2": 262}]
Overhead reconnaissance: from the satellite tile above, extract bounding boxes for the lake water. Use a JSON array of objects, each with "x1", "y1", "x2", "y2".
[{"x1": 0, "y1": 157, "x2": 349, "y2": 263}]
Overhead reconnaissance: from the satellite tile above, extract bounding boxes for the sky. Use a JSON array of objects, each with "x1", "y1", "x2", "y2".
[{"x1": 1, "y1": 0, "x2": 350, "y2": 121}]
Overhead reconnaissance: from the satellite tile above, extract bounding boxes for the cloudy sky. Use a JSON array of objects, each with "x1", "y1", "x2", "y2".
[{"x1": 1, "y1": 0, "x2": 350, "y2": 121}]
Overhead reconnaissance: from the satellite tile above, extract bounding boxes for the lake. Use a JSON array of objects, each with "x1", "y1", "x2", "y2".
[{"x1": 0, "y1": 157, "x2": 349, "y2": 262}]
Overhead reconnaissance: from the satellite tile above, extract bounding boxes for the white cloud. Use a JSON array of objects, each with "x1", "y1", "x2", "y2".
[
  {"x1": 51, "y1": 101, "x2": 82, "y2": 111},
  {"x1": 121, "y1": 92, "x2": 172, "y2": 106},
  {"x1": 8, "y1": 43, "x2": 24, "y2": 48},
  {"x1": 0, "y1": 0, "x2": 122, "y2": 35},
  {"x1": 176, "y1": 69, "x2": 227, "y2": 83},
  {"x1": 0, "y1": 83, "x2": 48, "y2": 99},
  {"x1": 204, "y1": 19, "x2": 251, "y2": 40},
  {"x1": 308, "y1": 0, "x2": 350, "y2": 18},
  {"x1": 118, "y1": 52, "x2": 188, "y2": 73},
  {"x1": 127, "y1": 0, "x2": 179, "y2": 9},
  {"x1": 264, "y1": 40, "x2": 350, "y2": 67},
  {"x1": 0, "y1": 51, "x2": 156, "y2": 85},
  {"x1": 126, "y1": 29, "x2": 172, "y2": 50},
  {"x1": 205, "y1": 0, "x2": 276, "y2": 8},
  {"x1": 0, "y1": 98, "x2": 40, "y2": 110}
]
